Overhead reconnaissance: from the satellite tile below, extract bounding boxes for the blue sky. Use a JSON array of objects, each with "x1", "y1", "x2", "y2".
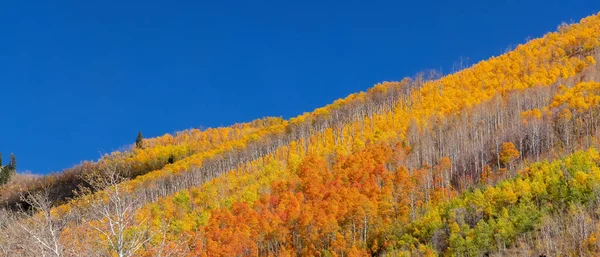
[{"x1": 1, "y1": 0, "x2": 599, "y2": 174}]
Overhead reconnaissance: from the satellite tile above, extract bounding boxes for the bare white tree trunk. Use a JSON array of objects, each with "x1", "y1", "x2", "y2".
[
  {"x1": 80, "y1": 161, "x2": 151, "y2": 257},
  {"x1": 16, "y1": 189, "x2": 67, "y2": 257}
]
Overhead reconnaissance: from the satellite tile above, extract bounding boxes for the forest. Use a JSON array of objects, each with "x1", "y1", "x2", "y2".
[{"x1": 1, "y1": 12, "x2": 600, "y2": 257}]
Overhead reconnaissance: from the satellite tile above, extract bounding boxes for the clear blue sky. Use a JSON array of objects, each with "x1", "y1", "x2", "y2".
[{"x1": 1, "y1": 0, "x2": 599, "y2": 174}]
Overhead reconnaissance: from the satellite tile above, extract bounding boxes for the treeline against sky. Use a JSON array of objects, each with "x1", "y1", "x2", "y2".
[{"x1": 1, "y1": 12, "x2": 600, "y2": 257}]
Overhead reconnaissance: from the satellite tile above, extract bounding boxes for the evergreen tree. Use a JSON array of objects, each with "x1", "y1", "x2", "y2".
[
  {"x1": 0, "y1": 153, "x2": 13, "y2": 185},
  {"x1": 135, "y1": 131, "x2": 144, "y2": 149},
  {"x1": 0, "y1": 169, "x2": 6, "y2": 185},
  {"x1": 8, "y1": 153, "x2": 16, "y2": 171}
]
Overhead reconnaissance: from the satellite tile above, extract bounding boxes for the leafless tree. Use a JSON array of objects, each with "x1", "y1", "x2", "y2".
[
  {"x1": 0, "y1": 209, "x2": 21, "y2": 256},
  {"x1": 15, "y1": 188, "x2": 68, "y2": 257},
  {"x1": 78, "y1": 161, "x2": 151, "y2": 257}
]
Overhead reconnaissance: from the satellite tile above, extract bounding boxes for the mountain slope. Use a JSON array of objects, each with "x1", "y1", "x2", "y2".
[{"x1": 2, "y1": 12, "x2": 600, "y2": 257}]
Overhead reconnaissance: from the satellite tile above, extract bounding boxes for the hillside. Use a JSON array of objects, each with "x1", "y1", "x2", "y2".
[
  {"x1": 0, "y1": 117, "x2": 286, "y2": 208},
  {"x1": 1, "y1": 12, "x2": 600, "y2": 257}
]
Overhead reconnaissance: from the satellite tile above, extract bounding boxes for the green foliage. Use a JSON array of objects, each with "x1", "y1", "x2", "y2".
[
  {"x1": 401, "y1": 148, "x2": 600, "y2": 256},
  {"x1": 0, "y1": 153, "x2": 16, "y2": 185},
  {"x1": 136, "y1": 131, "x2": 144, "y2": 149},
  {"x1": 0, "y1": 168, "x2": 7, "y2": 185},
  {"x1": 8, "y1": 153, "x2": 16, "y2": 171}
]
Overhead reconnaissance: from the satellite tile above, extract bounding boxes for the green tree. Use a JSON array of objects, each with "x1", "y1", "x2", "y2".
[
  {"x1": 0, "y1": 153, "x2": 15, "y2": 185},
  {"x1": 8, "y1": 153, "x2": 16, "y2": 171},
  {"x1": 135, "y1": 131, "x2": 144, "y2": 149}
]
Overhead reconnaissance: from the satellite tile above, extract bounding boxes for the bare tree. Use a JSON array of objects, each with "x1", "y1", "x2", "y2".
[
  {"x1": 79, "y1": 161, "x2": 151, "y2": 257},
  {"x1": 15, "y1": 189, "x2": 67, "y2": 257},
  {"x1": 0, "y1": 209, "x2": 21, "y2": 256}
]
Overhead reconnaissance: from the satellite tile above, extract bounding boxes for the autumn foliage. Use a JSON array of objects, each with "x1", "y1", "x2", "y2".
[{"x1": 4, "y1": 11, "x2": 600, "y2": 257}]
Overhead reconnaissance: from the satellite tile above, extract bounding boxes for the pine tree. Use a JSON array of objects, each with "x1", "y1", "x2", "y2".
[
  {"x1": 0, "y1": 153, "x2": 13, "y2": 185},
  {"x1": 135, "y1": 131, "x2": 144, "y2": 149},
  {"x1": 0, "y1": 170, "x2": 6, "y2": 185},
  {"x1": 8, "y1": 153, "x2": 16, "y2": 172}
]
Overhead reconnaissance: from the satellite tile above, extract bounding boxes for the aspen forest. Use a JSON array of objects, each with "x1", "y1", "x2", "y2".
[{"x1": 3, "y1": 11, "x2": 600, "y2": 257}]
